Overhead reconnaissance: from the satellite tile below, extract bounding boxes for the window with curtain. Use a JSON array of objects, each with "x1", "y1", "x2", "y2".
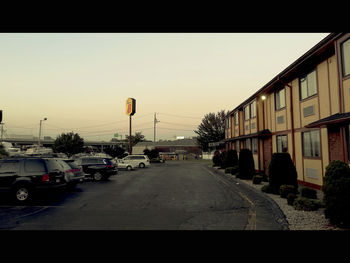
[
  {"x1": 299, "y1": 69, "x2": 317, "y2": 100},
  {"x1": 341, "y1": 38, "x2": 350, "y2": 77},
  {"x1": 302, "y1": 130, "x2": 320, "y2": 157}
]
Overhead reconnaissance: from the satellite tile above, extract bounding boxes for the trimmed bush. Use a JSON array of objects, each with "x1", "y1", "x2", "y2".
[
  {"x1": 279, "y1": 184, "x2": 297, "y2": 198},
  {"x1": 301, "y1": 187, "x2": 317, "y2": 199},
  {"x1": 223, "y1": 149, "x2": 238, "y2": 169},
  {"x1": 238, "y1": 149, "x2": 255, "y2": 179},
  {"x1": 268, "y1": 153, "x2": 298, "y2": 194},
  {"x1": 287, "y1": 193, "x2": 297, "y2": 206},
  {"x1": 212, "y1": 151, "x2": 222, "y2": 167},
  {"x1": 323, "y1": 160, "x2": 350, "y2": 228},
  {"x1": 293, "y1": 197, "x2": 321, "y2": 211},
  {"x1": 252, "y1": 175, "x2": 263, "y2": 185}
]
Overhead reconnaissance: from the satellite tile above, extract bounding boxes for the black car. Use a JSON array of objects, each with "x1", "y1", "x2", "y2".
[
  {"x1": 0, "y1": 157, "x2": 66, "y2": 203},
  {"x1": 74, "y1": 157, "x2": 118, "y2": 181}
]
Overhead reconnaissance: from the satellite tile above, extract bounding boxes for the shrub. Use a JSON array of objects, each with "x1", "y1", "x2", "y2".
[
  {"x1": 268, "y1": 153, "x2": 298, "y2": 194},
  {"x1": 255, "y1": 171, "x2": 268, "y2": 182},
  {"x1": 230, "y1": 165, "x2": 239, "y2": 176},
  {"x1": 238, "y1": 149, "x2": 255, "y2": 179},
  {"x1": 279, "y1": 184, "x2": 297, "y2": 198},
  {"x1": 252, "y1": 175, "x2": 263, "y2": 185},
  {"x1": 225, "y1": 167, "x2": 234, "y2": 174},
  {"x1": 287, "y1": 193, "x2": 297, "y2": 206},
  {"x1": 323, "y1": 160, "x2": 350, "y2": 228},
  {"x1": 293, "y1": 197, "x2": 321, "y2": 211},
  {"x1": 261, "y1": 184, "x2": 273, "y2": 194},
  {"x1": 150, "y1": 158, "x2": 161, "y2": 163},
  {"x1": 301, "y1": 187, "x2": 317, "y2": 199}
]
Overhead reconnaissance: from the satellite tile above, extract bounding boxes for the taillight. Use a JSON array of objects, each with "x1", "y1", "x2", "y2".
[
  {"x1": 106, "y1": 165, "x2": 114, "y2": 168},
  {"x1": 42, "y1": 174, "x2": 50, "y2": 182}
]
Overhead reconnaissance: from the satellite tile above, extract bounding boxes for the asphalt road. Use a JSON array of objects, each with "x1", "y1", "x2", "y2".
[{"x1": 0, "y1": 160, "x2": 288, "y2": 230}]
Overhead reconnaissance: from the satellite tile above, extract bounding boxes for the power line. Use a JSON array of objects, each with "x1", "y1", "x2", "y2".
[{"x1": 157, "y1": 112, "x2": 202, "y2": 120}]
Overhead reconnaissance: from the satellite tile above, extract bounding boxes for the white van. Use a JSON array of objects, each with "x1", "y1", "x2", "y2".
[{"x1": 122, "y1": 155, "x2": 150, "y2": 168}]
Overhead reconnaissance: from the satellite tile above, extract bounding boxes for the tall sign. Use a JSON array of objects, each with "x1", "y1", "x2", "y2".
[
  {"x1": 126, "y1": 98, "x2": 136, "y2": 116},
  {"x1": 126, "y1": 98, "x2": 136, "y2": 154}
]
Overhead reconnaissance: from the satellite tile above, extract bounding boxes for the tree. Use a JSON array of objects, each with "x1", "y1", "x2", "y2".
[
  {"x1": 194, "y1": 110, "x2": 228, "y2": 152},
  {"x1": 53, "y1": 132, "x2": 84, "y2": 157},
  {"x1": 125, "y1": 132, "x2": 146, "y2": 147},
  {"x1": 104, "y1": 146, "x2": 126, "y2": 159},
  {"x1": 0, "y1": 144, "x2": 9, "y2": 158}
]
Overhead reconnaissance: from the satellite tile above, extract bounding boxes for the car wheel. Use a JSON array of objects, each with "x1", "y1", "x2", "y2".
[
  {"x1": 127, "y1": 166, "x2": 132, "y2": 171},
  {"x1": 13, "y1": 184, "x2": 32, "y2": 203},
  {"x1": 139, "y1": 163, "x2": 145, "y2": 168},
  {"x1": 93, "y1": 172, "x2": 103, "y2": 181}
]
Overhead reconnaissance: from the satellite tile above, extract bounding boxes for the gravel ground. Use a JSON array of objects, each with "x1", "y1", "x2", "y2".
[{"x1": 234, "y1": 177, "x2": 339, "y2": 230}]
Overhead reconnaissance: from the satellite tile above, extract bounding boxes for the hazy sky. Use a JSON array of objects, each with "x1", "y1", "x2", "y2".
[{"x1": 0, "y1": 33, "x2": 329, "y2": 141}]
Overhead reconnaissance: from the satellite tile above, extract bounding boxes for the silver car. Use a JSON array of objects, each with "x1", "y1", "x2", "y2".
[{"x1": 115, "y1": 159, "x2": 135, "y2": 171}]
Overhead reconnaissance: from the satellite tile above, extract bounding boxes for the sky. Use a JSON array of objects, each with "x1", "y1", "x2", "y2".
[{"x1": 0, "y1": 33, "x2": 330, "y2": 142}]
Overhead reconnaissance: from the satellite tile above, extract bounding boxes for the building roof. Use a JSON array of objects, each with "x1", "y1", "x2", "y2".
[
  {"x1": 228, "y1": 33, "x2": 341, "y2": 116},
  {"x1": 305, "y1": 112, "x2": 350, "y2": 128},
  {"x1": 134, "y1": 138, "x2": 199, "y2": 148}
]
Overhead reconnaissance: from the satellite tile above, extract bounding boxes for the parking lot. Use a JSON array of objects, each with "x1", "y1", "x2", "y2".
[{"x1": 0, "y1": 160, "x2": 288, "y2": 230}]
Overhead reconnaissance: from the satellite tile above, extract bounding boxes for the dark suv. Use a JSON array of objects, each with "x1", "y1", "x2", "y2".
[
  {"x1": 0, "y1": 157, "x2": 67, "y2": 203},
  {"x1": 74, "y1": 157, "x2": 118, "y2": 181}
]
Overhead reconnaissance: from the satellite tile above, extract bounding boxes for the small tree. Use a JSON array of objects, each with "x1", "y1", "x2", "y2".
[
  {"x1": 0, "y1": 144, "x2": 9, "y2": 158},
  {"x1": 53, "y1": 132, "x2": 84, "y2": 157},
  {"x1": 323, "y1": 160, "x2": 350, "y2": 228},
  {"x1": 238, "y1": 149, "x2": 255, "y2": 179},
  {"x1": 268, "y1": 153, "x2": 298, "y2": 194}
]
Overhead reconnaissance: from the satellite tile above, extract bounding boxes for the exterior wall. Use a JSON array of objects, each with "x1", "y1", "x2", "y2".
[{"x1": 224, "y1": 34, "x2": 350, "y2": 189}]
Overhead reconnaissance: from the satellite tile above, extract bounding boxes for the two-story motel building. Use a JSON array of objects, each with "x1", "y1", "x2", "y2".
[{"x1": 224, "y1": 33, "x2": 350, "y2": 190}]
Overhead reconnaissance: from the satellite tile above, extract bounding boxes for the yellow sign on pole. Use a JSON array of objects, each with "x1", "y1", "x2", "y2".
[{"x1": 126, "y1": 98, "x2": 136, "y2": 116}]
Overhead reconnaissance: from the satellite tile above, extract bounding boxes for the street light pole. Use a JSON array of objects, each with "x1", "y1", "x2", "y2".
[
  {"x1": 154, "y1": 112, "x2": 160, "y2": 142},
  {"x1": 37, "y1": 117, "x2": 47, "y2": 151}
]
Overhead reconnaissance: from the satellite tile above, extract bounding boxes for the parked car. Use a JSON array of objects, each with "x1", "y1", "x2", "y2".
[
  {"x1": 74, "y1": 157, "x2": 118, "y2": 181},
  {"x1": 115, "y1": 158, "x2": 135, "y2": 171},
  {"x1": 0, "y1": 157, "x2": 66, "y2": 203},
  {"x1": 122, "y1": 155, "x2": 150, "y2": 168},
  {"x1": 59, "y1": 159, "x2": 85, "y2": 190}
]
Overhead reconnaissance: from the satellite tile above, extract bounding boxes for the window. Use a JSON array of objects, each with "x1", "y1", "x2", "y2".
[
  {"x1": 275, "y1": 88, "x2": 286, "y2": 110},
  {"x1": 226, "y1": 117, "x2": 231, "y2": 129},
  {"x1": 341, "y1": 38, "x2": 350, "y2": 77},
  {"x1": 24, "y1": 159, "x2": 46, "y2": 173},
  {"x1": 0, "y1": 160, "x2": 19, "y2": 173},
  {"x1": 299, "y1": 69, "x2": 317, "y2": 100},
  {"x1": 234, "y1": 112, "x2": 239, "y2": 125},
  {"x1": 245, "y1": 138, "x2": 251, "y2": 150},
  {"x1": 235, "y1": 140, "x2": 240, "y2": 152},
  {"x1": 276, "y1": 135, "x2": 288, "y2": 153},
  {"x1": 252, "y1": 138, "x2": 258, "y2": 154},
  {"x1": 244, "y1": 105, "x2": 250, "y2": 120},
  {"x1": 302, "y1": 130, "x2": 320, "y2": 157},
  {"x1": 250, "y1": 101, "x2": 256, "y2": 118}
]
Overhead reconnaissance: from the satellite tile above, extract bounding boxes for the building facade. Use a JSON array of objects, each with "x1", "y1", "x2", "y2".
[{"x1": 224, "y1": 33, "x2": 350, "y2": 190}]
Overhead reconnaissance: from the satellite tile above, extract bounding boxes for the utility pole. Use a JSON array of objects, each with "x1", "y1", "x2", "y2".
[
  {"x1": 154, "y1": 113, "x2": 160, "y2": 142},
  {"x1": 0, "y1": 123, "x2": 4, "y2": 145}
]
